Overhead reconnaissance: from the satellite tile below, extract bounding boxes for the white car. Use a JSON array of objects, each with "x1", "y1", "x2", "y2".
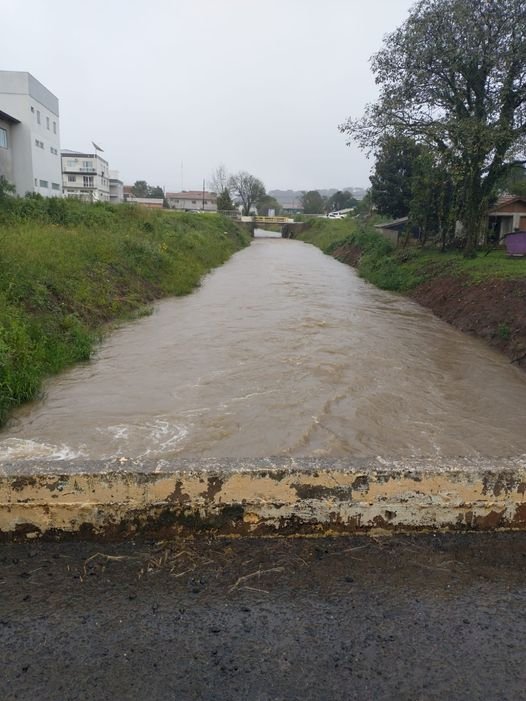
[{"x1": 327, "y1": 212, "x2": 344, "y2": 219}]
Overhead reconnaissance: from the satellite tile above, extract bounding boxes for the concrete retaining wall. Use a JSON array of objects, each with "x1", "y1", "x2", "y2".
[{"x1": 1, "y1": 457, "x2": 525, "y2": 540}]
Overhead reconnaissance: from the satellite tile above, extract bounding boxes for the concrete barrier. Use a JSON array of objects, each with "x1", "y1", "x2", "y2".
[{"x1": 1, "y1": 457, "x2": 525, "y2": 540}]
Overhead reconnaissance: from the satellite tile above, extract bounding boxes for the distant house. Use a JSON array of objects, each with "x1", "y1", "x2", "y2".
[
  {"x1": 165, "y1": 190, "x2": 217, "y2": 212},
  {"x1": 488, "y1": 195, "x2": 526, "y2": 241},
  {"x1": 126, "y1": 197, "x2": 163, "y2": 209}
]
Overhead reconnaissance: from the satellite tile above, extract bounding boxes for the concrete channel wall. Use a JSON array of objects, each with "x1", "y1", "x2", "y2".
[{"x1": 1, "y1": 457, "x2": 525, "y2": 540}]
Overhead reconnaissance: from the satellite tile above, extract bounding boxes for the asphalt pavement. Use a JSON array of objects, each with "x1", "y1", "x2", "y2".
[{"x1": 1, "y1": 533, "x2": 525, "y2": 701}]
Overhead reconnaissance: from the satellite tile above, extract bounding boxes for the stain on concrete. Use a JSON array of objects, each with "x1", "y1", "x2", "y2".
[{"x1": 1, "y1": 457, "x2": 525, "y2": 541}]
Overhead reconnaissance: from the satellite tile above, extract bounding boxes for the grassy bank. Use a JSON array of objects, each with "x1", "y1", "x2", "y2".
[
  {"x1": 0, "y1": 198, "x2": 250, "y2": 424},
  {"x1": 297, "y1": 218, "x2": 526, "y2": 366}
]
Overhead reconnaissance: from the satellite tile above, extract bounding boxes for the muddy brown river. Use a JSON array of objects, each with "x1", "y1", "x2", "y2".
[{"x1": 2, "y1": 234, "x2": 526, "y2": 462}]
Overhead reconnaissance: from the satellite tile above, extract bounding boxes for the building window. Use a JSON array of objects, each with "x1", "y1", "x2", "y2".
[
  {"x1": 52, "y1": 183, "x2": 60, "y2": 191},
  {"x1": 35, "y1": 139, "x2": 44, "y2": 149},
  {"x1": 67, "y1": 160, "x2": 76, "y2": 168},
  {"x1": 83, "y1": 176, "x2": 94, "y2": 187},
  {"x1": 31, "y1": 106, "x2": 34, "y2": 113},
  {"x1": 50, "y1": 146, "x2": 58, "y2": 155},
  {"x1": 0, "y1": 128, "x2": 7, "y2": 149},
  {"x1": 46, "y1": 116, "x2": 50, "y2": 130},
  {"x1": 37, "y1": 110, "x2": 41, "y2": 124},
  {"x1": 191, "y1": 200, "x2": 196, "y2": 204},
  {"x1": 34, "y1": 178, "x2": 38, "y2": 186},
  {"x1": 68, "y1": 175, "x2": 76, "y2": 182},
  {"x1": 39, "y1": 180, "x2": 48, "y2": 188},
  {"x1": 53, "y1": 121, "x2": 56, "y2": 134}
]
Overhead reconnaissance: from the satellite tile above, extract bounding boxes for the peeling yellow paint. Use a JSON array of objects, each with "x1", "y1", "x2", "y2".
[{"x1": 1, "y1": 460, "x2": 525, "y2": 540}]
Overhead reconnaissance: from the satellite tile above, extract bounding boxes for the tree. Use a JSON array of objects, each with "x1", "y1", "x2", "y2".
[
  {"x1": 300, "y1": 190, "x2": 326, "y2": 214},
  {"x1": 149, "y1": 186, "x2": 164, "y2": 198},
  {"x1": 499, "y1": 164, "x2": 526, "y2": 197},
  {"x1": 256, "y1": 195, "x2": 282, "y2": 216},
  {"x1": 228, "y1": 172, "x2": 265, "y2": 215},
  {"x1": 326, "y1": 190, "x2": 359, "y2": 213},
  {"x1": 369, "y1": 136, "x2": 422, "y2": 218},
  {"x1": 409, "y1": 149, "x2": 455, "y2": 249},
  {"x1": 211, "y1": 165, "x2": 235, "y2": 211},
  {"x1": 132, "y1": 180, "x2": 149, "y2": 198},
  {"x1": 210, "y1": 165, "x2": 230, "y2": 196},
  {"x1": 340, "y1": 0, "x2": 526, "y2": 255},
  {"x1": 217, "y1": 189, "x2": 235, "y2": 211}
]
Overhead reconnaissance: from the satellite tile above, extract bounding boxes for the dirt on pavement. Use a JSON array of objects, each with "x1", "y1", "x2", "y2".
[{"x1": 1, "y1": 533, "x2": 526, "y2": 700}]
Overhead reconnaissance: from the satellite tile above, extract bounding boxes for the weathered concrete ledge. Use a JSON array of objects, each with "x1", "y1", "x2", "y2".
[{"x1": 1, "y1": 456, "x2": 525, "y2": 540}]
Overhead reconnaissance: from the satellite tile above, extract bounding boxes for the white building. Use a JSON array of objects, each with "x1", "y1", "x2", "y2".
[
  {"x1": 165, "y1": 190, "x2": 217, "y2": 212},
  {"x1": 109, "y1": 170, "x2": 123, "y2": 204},
  {"x1": 0, "y1": 71, "x2": 62, "y2": 197},
  {"x1": 61, "y1": 150, "x2": 110, "y2": 202}
]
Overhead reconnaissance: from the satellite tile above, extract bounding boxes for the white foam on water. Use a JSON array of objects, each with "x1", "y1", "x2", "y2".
[{"x1": 0, "y1": 438, "x2": 87, "y2": 461}]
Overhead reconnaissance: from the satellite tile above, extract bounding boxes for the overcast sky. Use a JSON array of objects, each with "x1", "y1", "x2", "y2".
[{"x1": 3, "y1": 0, "x2": 415, "y2": 192}]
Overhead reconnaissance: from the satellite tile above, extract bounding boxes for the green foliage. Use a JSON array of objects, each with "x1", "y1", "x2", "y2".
[
  {"x1": 326, "y1": 191, "x2": 358, "y2": 213},
  {"x1": 217, "y1": 189, "x2": 235, "y2": 211},
  {"x1": 131, "y1": 180, "x2": 164, "y2": 199},
  {"x1": 301, "y1": 190, "x2": 326, "y2": 214},
  {"x1": 256, "y1": 195, "x2": 282, "y2": 216},
  {"x1": 228, "y1": 172, "x2": 266, "y2": 216},
  {"x1": 0, "y1": 198, "x2": 249, "y2": 424},
  {"x1": 0, "y1": 176, "x2": 15, "y2": 200},
  {"x1": 370, "y1": 136, "x2": 421, "y2": 218},
  {"x1": 297, "y1": 217, "x2": 526, "y2": 296},
  {"x1": 341, "y1": 0, "x2": 526, "y2": 254}
]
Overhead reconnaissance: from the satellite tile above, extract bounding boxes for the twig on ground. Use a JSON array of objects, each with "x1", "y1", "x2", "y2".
[{"x1": 229, "y1": 566, "x2": 284, "y2": 593}]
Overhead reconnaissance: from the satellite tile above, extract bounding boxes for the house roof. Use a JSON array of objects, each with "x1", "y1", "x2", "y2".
[
  {"x1": 489, "y1": 195, "x2": 526, "y2": 213},
  {"x1": 375, "y1": 217, "x2": 408, "y2": 230}
]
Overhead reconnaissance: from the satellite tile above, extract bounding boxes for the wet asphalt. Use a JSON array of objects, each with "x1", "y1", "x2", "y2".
[{"x1": 1, "y1": 533, "x2": 525, "y2": 701}]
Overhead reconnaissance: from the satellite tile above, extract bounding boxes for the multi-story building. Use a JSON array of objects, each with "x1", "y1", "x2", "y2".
[
  {"x1": 61, "y1": 150, "x2": 110, "y2": 202},
  {"x1": 109, "y1": 170, "x2": 123, "y2": 204},
  {"x1": 165, "y1": 190, "x2": 217, "y2": 212},
  {"x1": 0, "y1": 71, "x2": 62, "y2": 197}
]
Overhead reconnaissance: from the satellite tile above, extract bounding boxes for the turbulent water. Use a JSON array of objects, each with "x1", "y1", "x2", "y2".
[{"x1": 2, "y1": 232, "x2": 526, "y2": 464}]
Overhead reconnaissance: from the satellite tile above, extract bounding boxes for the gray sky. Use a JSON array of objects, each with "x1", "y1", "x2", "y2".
[{"x1": 3, "y1": 0, "x2": 415, "y2": 192}]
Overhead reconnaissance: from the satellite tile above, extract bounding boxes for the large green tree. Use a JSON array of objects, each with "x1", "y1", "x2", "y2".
[
  {"x1": 256, "y1": 195, "x2": 282, "y2": 216},
  {"x1": 369, "y1": 136, "x2": 422, "y2": 218},
  {"x1": 326, "y1": 191, "x2": 358, "y2": 213},
  {"x1": 132, "y1": 181, "x2": 164, "y2": 199},
  {"x1": 228, "y1": 172, "x2": 266, "y2": 215},
  {"x1": 301, "y1": 190, "x2": 326, "y2": 214},
  {"x1": 340, "y1": 0, "x2": 526, "y2": 254}
]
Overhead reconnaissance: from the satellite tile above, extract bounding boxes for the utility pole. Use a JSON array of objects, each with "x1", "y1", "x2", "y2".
[{"x1": 202, "y1": 178, "x2": 205, "y2": 211}]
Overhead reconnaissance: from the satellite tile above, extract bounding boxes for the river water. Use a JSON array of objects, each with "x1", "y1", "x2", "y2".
[{"x1": 2, "y1": 233, "x2": 526, "y2": 463}]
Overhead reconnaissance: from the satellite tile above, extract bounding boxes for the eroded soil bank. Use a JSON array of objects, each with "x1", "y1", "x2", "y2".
[
  {"x1": 333, "y1": 241, "x2": 526, "y2": 370},
  {"x1": 1, "y1": 534, "x2": 525, "y2": 700}
]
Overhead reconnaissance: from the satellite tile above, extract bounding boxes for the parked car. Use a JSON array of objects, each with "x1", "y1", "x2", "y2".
[{"x1": 327, "y1": 212, "x2": 344, "y2": 219}]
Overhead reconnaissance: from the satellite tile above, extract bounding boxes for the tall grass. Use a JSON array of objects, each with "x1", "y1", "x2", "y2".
[{"x1": 0, "y1": 199, "x2": 250, "y2": 424}]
